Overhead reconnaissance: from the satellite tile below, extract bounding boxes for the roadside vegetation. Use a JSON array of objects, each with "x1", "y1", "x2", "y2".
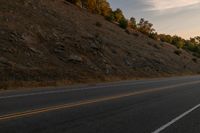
[
  {"x1": 67, "y1": 0, "x2": 200, "y2": 58},
  {"x1": 1, "y1": 0, "x2": 200, "y2": 90}
]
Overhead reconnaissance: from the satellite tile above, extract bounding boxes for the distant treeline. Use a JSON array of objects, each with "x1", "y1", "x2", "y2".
[{"x1": 66, "y1": 0, "x2": 200, "y2": 58}]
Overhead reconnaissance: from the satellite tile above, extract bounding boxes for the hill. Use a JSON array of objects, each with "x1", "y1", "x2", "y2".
[{"x1": 0, "y1": 0, "x2": 200, "y2": 89}]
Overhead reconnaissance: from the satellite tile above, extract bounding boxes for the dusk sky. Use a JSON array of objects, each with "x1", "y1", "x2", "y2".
[{"x1": 108, "y1": 0, "x2": 200, "y2": 39}]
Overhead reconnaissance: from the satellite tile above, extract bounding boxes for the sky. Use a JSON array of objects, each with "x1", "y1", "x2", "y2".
[{"x1": 108, "y1": 0, "x2": 200, "y2": 39}]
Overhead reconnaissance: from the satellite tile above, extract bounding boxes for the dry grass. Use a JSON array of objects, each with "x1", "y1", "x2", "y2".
[{"x1": 0, "y1": 0, "x2": 200, "y2": 90}]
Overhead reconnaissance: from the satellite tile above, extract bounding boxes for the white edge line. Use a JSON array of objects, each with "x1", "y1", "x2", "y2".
[{"x1": 152, "y1": 103, "x2": 200, "y2": 133}]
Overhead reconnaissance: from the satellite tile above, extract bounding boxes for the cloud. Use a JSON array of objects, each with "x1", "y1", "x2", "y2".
[{"x1": 147, "y1": 0, "x2": 200, "y2": 11}]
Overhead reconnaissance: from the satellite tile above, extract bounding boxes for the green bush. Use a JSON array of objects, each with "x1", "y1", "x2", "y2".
[
  {"x1": 119, "y1": 18, "x2": 128, "y2": 29},
  {"x1": 106, "y1": 13, "x2": 115, "y2": 22}
]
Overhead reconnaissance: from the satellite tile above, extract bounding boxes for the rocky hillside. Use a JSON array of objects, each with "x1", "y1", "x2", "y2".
[{"x1": 0, "y1": 0, "x2": 200, "y2": 89}]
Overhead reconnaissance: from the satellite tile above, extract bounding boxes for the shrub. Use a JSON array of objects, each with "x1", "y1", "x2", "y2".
[
  {"x1": 106, "y1": 13, "x2": 115, "y2": 22},
  {"x1": 119, "y1": 18, "x2": 128, "y2": 29}
]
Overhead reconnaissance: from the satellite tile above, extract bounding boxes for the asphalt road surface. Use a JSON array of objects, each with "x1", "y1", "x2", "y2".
[{"x1": 1, "y1": 75, "x2": 200, "y2": 133}]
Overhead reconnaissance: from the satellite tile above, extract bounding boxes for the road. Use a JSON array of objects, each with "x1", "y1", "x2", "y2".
[{"x1": 1, "y1": 76, "x2": 200, "y2": 133}]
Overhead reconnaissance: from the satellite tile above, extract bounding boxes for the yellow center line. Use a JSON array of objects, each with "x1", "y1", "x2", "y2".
[{"x1": 0, "y1": 80, "x2": 200, "y2": 121}]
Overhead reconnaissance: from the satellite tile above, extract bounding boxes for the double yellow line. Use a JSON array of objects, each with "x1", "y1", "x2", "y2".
[{"x1": 0, "y1": 80, "x2": 200, "y2": 121}]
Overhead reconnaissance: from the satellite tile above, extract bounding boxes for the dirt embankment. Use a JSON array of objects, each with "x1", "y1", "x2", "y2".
[{"x1": 0, "y1": 0, "x2": 200, "y2": 89}]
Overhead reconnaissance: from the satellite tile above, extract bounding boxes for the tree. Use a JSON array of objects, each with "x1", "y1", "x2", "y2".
[
  {"x1": 137, "y1": 18, "x2": 155, "y2": 34},
  {"x1": 159, "y1": 34, "x2": 173, "y2": 44},
  {"x1": 96, "y1": 0, "x2": 112, "y2": 16},
  {"x1": 149, "y1": 32, "x2": 159, "y2": 40},
  {"x1": 87, "y1": 0, "x2": 97, "y2": 12},
  {"x1": 67, "y1": 0, "x2": 112, "y2": 16},
  {"x1": 192, "y1": 36, "x2": 200, "y2": 44},
  {"x1": 195, "y1": 36, "x2": 200, "y2": 44},
  {"x1": 113, "y1": 8, "x2": 124, "y2": 22},
  {"x1": 119, "y1": 18, "x2": 128, "y2": 29},
  {"x1": 106, "y1": 12, "x2": 115, "y2": 21},
  {"x1": 129, "y1": 17, "x2": 136, "y2": 29},
  {"x1": 172, "y1": 36, "x2": 185, "y2": 49}
]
